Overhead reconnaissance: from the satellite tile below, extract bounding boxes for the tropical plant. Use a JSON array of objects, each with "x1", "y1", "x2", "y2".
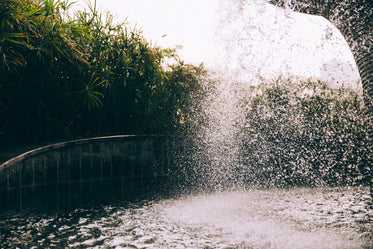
[{"x1": 0, "y1": 0, "x2": 205, "y2": 145}]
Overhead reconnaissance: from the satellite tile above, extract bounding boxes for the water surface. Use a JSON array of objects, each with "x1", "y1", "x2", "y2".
[{"x1": 1, "y1": 187, "x2": 372, "y2": 248}]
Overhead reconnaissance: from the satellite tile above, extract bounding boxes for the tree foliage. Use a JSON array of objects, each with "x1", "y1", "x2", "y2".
[{"x1": 0, "y1": 0, "x2": 205, "y2": 145}]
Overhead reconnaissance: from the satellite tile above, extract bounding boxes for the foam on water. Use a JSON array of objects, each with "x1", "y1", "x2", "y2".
[
  {"x1": 163, "y1": 189, "x2": 372, "y2": 249},
  {"x1": 1, "y1": 187, "x2": 372, "y2": 248}
]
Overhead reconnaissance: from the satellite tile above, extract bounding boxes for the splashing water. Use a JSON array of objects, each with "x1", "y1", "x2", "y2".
[
  {"x1": 1, "y1": 187, "x2": 371, "y2": 248},
  {"x1": 210, "y1": 0, "x2": 360, "y2": 87},
  {"x1": 182, "y1": 0, "x2": 368, "y2": 190}
]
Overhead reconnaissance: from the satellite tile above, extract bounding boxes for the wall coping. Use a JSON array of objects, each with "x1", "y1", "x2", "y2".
[{"x1": 0, "y1": 135, "x2": 163, "y2": 172}]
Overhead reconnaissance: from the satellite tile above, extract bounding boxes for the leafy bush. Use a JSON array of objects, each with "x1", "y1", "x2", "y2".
[
  {"x1": 238, "y1": 77, "x2": 369, "y2": 187},
  {"x1": 0, "y1": 0, "x2": 205, "y2": 145}
]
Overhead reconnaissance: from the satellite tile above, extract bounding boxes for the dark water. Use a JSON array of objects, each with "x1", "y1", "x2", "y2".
[{"x1": 1, "y1": 187, "x2": 372, "y2": 249}]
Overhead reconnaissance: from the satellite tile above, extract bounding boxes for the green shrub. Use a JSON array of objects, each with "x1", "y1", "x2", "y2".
[
  {"x1": 239, "y1": 77, "x2": 369, "y2": 187},
  {"x1": 0, "y1": 0, "x2": 205, "y2": 145}
]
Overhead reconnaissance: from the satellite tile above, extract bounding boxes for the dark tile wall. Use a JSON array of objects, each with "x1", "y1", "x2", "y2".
[{"x1": 0, "y1": 136, "x2": 177, "y2": 213}]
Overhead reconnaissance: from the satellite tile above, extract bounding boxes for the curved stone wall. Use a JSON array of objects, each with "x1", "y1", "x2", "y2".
[{"x1": 0, "y1": 135, "x2": 180, "y2": 214}]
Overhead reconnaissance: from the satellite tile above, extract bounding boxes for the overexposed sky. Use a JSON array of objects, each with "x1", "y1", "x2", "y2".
[
  {"x1": 72, "y1": 0, "x2": 360, "y2": 86},
  {"x1": 73, "y1": 0, "x2": 220, "y2": 64}
]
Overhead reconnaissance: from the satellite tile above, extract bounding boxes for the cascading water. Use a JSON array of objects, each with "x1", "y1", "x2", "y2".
[
  {"x1": 183, "y1": 0, "x2": 368, "y2": 190},
  {"x1": 188, "y1": 74, "x2": 247, "y2": 190}
]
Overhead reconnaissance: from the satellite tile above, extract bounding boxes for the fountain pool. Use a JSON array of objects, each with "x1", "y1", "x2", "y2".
[
  {"x1": 1, "y1": 187, "x2": 372, "y2": 249},
  {"x1": 1, "y1": 1, "x2": 372, "y2": 248}
]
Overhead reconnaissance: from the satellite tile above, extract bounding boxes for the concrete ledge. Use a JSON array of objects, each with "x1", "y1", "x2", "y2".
[{"x1": 0, "y1": 135, "x2": 179, "y2": 214}]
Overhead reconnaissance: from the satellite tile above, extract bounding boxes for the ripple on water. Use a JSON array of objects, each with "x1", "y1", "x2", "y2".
[{"x1": 0, "y1": 187, "x2": 372, "y2": 249}]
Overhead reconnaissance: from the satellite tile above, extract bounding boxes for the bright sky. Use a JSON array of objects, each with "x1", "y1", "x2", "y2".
[
  {"x1": 73, "y1": 0, "x2": 360, "y2": 87},
  {"x1": 73, "y1": 0, "x2": 220, "y2": 64}
]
